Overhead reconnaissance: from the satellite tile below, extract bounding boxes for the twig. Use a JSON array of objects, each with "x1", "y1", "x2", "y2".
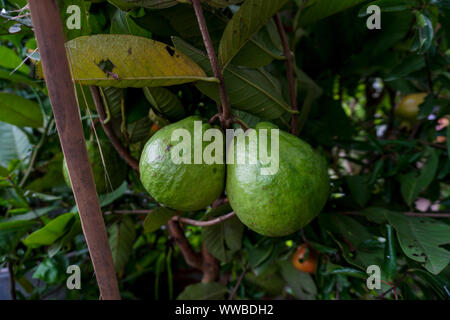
[
  {"x1": 201, "y1": 243, "x2": 220, "y2": 283},
  {"x1": 191, "y1": 0, "x2": 232, "y2": 127},
  {"x1": 172, "y1": 211, "x2": 236, "y2": 227},
  {"x1": 89, "y1": 86, "x2": 140, "y2": 173},
  {"x1": 8, "y1": 262, "x2": 16, "y2": 300},
  {"x1": 274, "y1": 13, "x2": 298, "y2": 136},
  {"x1": 341, "y1": 211, "x2": 450, "y2": 218},
  {"x1": 105, "y1": 210, "x2": 236, "y2": 226},
  {"x1": 167, "y1": 220, "x2": 202, "y2": 270},
  {"x1": 229, "y1": 263, "x2": 250, "y2": 300},
  {"x1": 19, "y1": 119, "x2": 54, "y2": 188}
]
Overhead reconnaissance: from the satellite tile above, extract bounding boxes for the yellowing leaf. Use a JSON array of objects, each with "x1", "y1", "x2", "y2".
[{"x1": 65, "y1": 34, "x2": 218, "y2": 88}]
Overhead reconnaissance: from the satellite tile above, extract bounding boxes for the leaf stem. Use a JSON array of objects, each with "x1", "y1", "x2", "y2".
[
  {"x1": 274, "y1": 13, "x2": 298, "y2": 136},
  {"x1": 89, "y1": 86, "x2": 140, "y2": 173},
  {"x1": 191, "y1": 0, "x2": 232, "y2": 127}
]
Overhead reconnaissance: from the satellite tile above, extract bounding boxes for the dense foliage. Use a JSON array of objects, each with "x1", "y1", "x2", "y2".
[{"x1": 0, "y1": 0, "x2": 449, "y2": 300}]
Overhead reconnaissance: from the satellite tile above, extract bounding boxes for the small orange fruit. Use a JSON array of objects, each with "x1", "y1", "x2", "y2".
[{"x1": 291, "y1": 244, "x2": 317, "y2": 274}]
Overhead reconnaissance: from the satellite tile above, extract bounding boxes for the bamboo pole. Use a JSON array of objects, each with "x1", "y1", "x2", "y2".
[{"x1": 28, "y1": 0, "x2": 120, "y2": 300}]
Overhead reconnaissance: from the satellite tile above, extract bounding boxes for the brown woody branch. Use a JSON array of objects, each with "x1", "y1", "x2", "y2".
[
  {"x1": 274, "y1": 13, "x2": 298, "y2": 136},
  {"x1": 191, "y1": 0, "x2": 232, "y2": 127},
  {"x1": 89, "y1": 86, "x2": 140, "y2": 173},
  {"x1": 106, "y1": 209, "x2": 236, "y2": 226},
  {"x1": 167, "y1": 220, "x2": 203, "y2": 270},
  {"x1": 172, "y1": 211, "x2": 236, "y2": 227}
]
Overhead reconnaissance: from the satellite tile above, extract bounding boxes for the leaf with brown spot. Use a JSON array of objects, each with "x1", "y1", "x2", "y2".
[{"x1": 65, "y1": 35, "x2": 218, "y2": 87}]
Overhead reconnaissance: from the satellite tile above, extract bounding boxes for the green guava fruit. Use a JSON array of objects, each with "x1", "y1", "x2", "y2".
[
  {"x1": 139, "y1": 116, "x2": 225, "y2": 211},
  {"x1": 63, "y1": 139, "x2": 127, "y2": 195},
  {"x1": 226, "y1": 123, "x2": 329, "y2": 237},
  {"x1": 395, "y1": 93, "x2": 427, "y2": 122}
]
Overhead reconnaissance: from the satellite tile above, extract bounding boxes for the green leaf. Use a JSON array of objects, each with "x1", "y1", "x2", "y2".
[
  {"x1": 32, "y1": 255, "x2": 69, "y2": 285},
  {"x1": 65, "y1": 34, "x2": 218, "y2": 87},
  {"x1": 218, "y1": 0, "x2": 289, "y2": 69},
  {"x1": 99, "y1": 87, "x2": 124, "y2": 122},
  {"x1": 173, "y1": 37, "x2": 292, "y2": 120},
  {"x1": 143, "y1": 87, "x2": 185, "y2": 121},
  {"x1": 410, "y1": 12, "x2": 434, "y2": 54},
  {"x1": 345, "y1": 174, "x2": 371, "y2": 207},
  {"x1": 398, "y1": 150, "x2": 439, "y2": 206},
  {"x1": 110, "y1": 8, "x2": 152, "y2": 38},
  {"x1": 328, "y1": 267, "x2": 367, "y2": 279},
  {"x1": 143, "y1": 207, "x2": 177, "y2": 233},
  {"x1": 279, "y1": 260, "x2": 317, "y2": 299},
  {"x1": 231, "y1": 21, "x2": 285, "y2": 68},
  {"x1": 0, "y1": 122, "x2": 31, "y2": 169},
  {"x1": 0, "y1": 46, "x2": 29, "y2": 74},
  {"x1": 98, "y1": 182, "x2": 128, "y2": 208},
  {"x1": 386, "y1": 211, "x2": 450, "y2": 275},
  {"x1": 319, "y1": 214, "x2": 384, "y2": 270},
  {"x1": 177, "y1": 282, "x2": 228, "y2": 300},
  {"x1": 3, "y1": 207, "x2": 56, "y2": 222},
  {"x1": 202, "y1": 204, "x2": 244, "y2": 263},
  {"x1": 358, "y1": 0, "x2": 408, "y2": 17},
  {"x1": 23, "y1": 213, "x2": 75, "y2": 247},
  {"x1": 298, "y1": 0, "x2": 368, "y2": 26},
  {"x1": 0, "y1": 220, "x2": 36, "y2": 236},
  {"x1": 109, "y1": 216, "x2": 136, "y2": 276},
  {"x1": 383, "y1": 224, "x2": 397, "y2": 281},
  {"x1": 412, "y1": 269, "x2": 450, "y2": 299},
  {"x1": 0, "y1": 92, "x2": 43, "y2": 128}
]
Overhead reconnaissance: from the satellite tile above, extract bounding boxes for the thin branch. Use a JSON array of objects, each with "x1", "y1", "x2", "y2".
[
  {"x1": 201, "y1": 243, "x2": 220, "y2": 283},
  {"x1": 341, "y1": 211, "x2": 450, "y2": 218},
  {"x1": 172, "y1": 211, "x2": 236, "y2": 227},
  {"x1": 274, "y1": 13, "x2": 298, "y2": 136},
  {"x1": 167, "y1": 220, "x2": 202, "y2": 270},
  {"x1": 89, "y1": 86, "x2": 140, "y2": 173},
  {"x1": 19, "y1": 119, "x2": 54, "y2": 188},
  {"x1": 105, "y1": 210, "x2": 236, "y2": 226},
  {"x1": 191, "y1": 0, "x2": 232, "y2": 126},
  {"x1": 228, "y1": 263, "x2": 250, "y2": 300}
]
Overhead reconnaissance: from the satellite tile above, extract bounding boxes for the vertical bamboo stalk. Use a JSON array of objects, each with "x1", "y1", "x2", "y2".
[{"x1": 28, "y1": 0, "x2": 120, "y2": 300}]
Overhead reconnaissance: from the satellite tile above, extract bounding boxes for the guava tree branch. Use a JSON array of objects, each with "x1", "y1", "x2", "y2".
[
  {"x1": 274, "y1": 13, "x2": 298, "y2": 136},
  {"x1": 191, "y1": 0, "x2": 232, "y2": 127},
  {"x1": 105, "y1": 209, "x2": 237, "y2": 226},
  {"x1": 171, "y1": 211, "x2": 236, "y2": 227},
  {"x1": 89, "y1": 86, "x2": 140, "y2": 173},
  {"x1": 167, "y1": 220, "x2": 203, "y2": 270}
]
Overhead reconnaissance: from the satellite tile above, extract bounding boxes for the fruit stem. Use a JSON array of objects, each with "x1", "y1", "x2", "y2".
[
  {"x1": 191, "y1": 0, "x2": 232, "y2": 128},
  {"x1": 274, "y1": 13, "x2": 299, "y2": 136}
]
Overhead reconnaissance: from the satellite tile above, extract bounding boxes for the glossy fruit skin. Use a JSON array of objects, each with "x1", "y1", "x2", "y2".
[
  {"x1": 395, "y1": 93, "x2": 427, "y2": 122},
  {"x1": 292, "y1": 244, "x2": 317, "y2": 274},
  {"x1": 139, "y1": 116, "x2": 225, "y2": 211},
  {"x1": 226, "y1": 123, "x2": 329, "y2": 237},
  {"x1": 63, "y1": 139, "x2": 127, "y2": 195}
]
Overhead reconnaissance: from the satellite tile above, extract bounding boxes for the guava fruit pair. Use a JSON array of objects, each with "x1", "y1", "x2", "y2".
[
  {"x1": 139, "y1": 116, "x2": 329, "y2": 237},
  {"x1": 63, "y1": 139, "x2": 127, "y2": 195}
]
